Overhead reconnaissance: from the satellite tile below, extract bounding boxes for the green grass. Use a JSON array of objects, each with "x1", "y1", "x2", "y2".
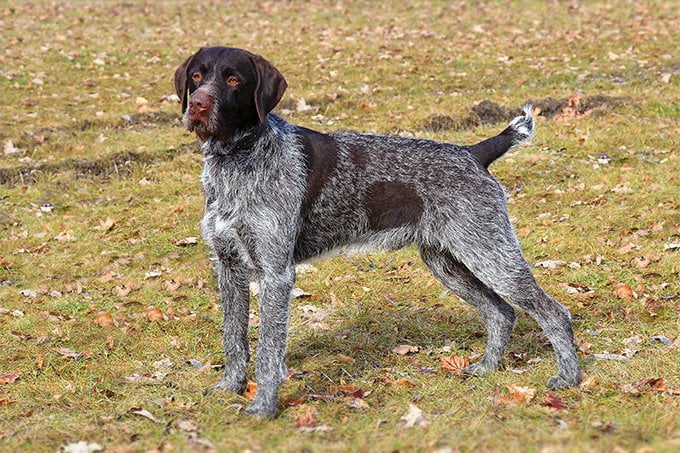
[{"x1": 1, "y1": 0, "x2": 679, "y2": 451}]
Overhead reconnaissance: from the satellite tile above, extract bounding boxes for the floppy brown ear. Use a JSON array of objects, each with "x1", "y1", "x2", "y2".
[
  {"x1": 251, "y1": 54, "x2": 287, "y2": 124},
  {"x1": 174, "y1": 48, "x2": 204, "y2": 114}
]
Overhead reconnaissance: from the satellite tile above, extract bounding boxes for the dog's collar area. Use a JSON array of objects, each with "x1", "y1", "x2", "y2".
[{"x1": 203, "y1": 123, "x2": 268, "y2": 156}]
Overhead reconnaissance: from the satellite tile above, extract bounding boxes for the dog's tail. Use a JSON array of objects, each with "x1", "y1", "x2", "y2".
[{"x1": 468, "y1": 104, "x2": 535, "y2": 168}]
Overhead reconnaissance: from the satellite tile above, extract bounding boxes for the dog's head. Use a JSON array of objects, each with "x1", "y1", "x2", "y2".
[{"x1": 174, "y1": 47, "x2": 287, "y2": 141}]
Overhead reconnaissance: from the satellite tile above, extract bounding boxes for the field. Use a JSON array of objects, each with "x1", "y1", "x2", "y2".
[{"x1": 1, "y1": 1, "x2": 679, "y2": 451}]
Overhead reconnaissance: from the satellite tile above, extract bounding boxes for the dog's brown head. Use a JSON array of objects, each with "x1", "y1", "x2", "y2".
[{"x1": 174, "y1": 47, "x2": 287, "y2": 141}]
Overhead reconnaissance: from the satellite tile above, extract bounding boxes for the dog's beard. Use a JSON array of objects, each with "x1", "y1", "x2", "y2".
[{"x1": 184, "y1": 112, "x2": 217, "y2": 141}]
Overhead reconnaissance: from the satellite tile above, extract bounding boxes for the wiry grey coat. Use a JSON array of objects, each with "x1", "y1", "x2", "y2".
[{"x1": 175, "y1": 47, "x2": 581, "y2": 418}]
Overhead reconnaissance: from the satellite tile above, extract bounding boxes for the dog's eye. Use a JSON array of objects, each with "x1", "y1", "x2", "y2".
[
  {"x1": 226, "y1": 76, "x2": 239, "y2": 86},
  {"x1": 192, "y1": 72, "x2": 202, "y2": 82}
]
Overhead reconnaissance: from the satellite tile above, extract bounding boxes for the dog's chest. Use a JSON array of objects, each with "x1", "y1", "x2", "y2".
[{"x1": 199, "y1": 150, "x2": 305, "y2": 267}]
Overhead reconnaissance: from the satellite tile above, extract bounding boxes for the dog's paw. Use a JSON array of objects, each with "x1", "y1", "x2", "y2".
[
  {"x1": 208, "y1": 376, "x2": 247, "y2": 395},
  {"x1": 243, "y1": 399, "x2": 279, "y2": 419},
  {"x1": 546, "y1": 374, "x2": 581, "y2": 389},
  {"x1": 462, "y1": 360, "x2": 497, "y2": 377}
]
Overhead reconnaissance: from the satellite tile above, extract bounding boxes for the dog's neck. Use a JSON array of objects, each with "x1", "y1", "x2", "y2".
[{"x1": 201, "y1": 121, "x2": 270, "y2": 156}]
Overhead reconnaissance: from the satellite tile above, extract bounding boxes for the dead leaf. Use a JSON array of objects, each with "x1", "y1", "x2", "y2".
[
  {"x1": 60, "y1": 441, "x2": 104, "y2": 453},
  {"x1": 113, "y1": 284, "x2": 134, "y2": 297},
  {"x1": 392, "y1": 344, "x2": 419, "y2": 355},
  {"x1": 0, "y1": 370, "x2": 21, "y2": 384},
  {"x1": 440, "y1": 353, "x2": 470, "y2": 376},
  {"x1": 95, "y1": 312, "x2": 114, "y2": 327},
  {"x1": 346, "y1": 397, "x2": 369, "y2": 409},
  {"x1": 620, "y1": 377, "x2": 680, "y2": 396},
  {"x1": 174, "y1": 237, "x2": 198, "y2": 246},
  {"x1": 298, "y1": 425, "x2": 333, "y2": 433},
  {"x1": 579, "y1": 376, "x2": 597, "y2": 391},
  {"x1": 593, "y1": 348, "x2": 636, "y2": 361},
  {"x1": 145, "y1": 306, "x2": 164, "y2": 321},
  {"x1": 164, "y1": 279, "x2": 182, "y2": 292},
  {"x1": 57, "y1": 348, "x2": 91, "y2": 360},
  {"x1": 614, "y1": 284, "x2": 634, "y2": 302},
  {"x1": 541, "y1": 393, "x2": 566, "y2": 410},
  {"x1": 670, "y1": 336, "x2": 680, "y2": 349},
  {"x1": 383, "y1": 377, "x2": 417, "y2": 388},
  {"x1": 535, "y1": 260, "x2": 565, "y2": 269},
  {"x1": 177, "y1": 418, "x2": 198, "y2": 433},
  {"x1": 401, "y1": 403, "x2": 428, "y2": 428},
  {"x1": 292, "y1": 288, "x2": 313, "y2": 299},
  {"x1": 506, "y1": 384, "x2": 536, "y2": 403},
  {"x1": 329, "y1": 385, "x2": 364, "y2": 398},
  {"x1": 244, "y1": 381, "x2": 257, "y2": 398},
  {"x1": 295, "y1": 407, "x2": 318, "y2": 428},
  {"x1": 0, "y1": 397, "x2": 16, "y2": 406},
  {"x1": 130, "y1": 407, "x2": 164, "y2": 423},
  {"x1": 97, "y1": 217, "x2": 116, "y2": 232},
  {"x1": 336, "y1": 354, "x2": 356, "y2": 364}
]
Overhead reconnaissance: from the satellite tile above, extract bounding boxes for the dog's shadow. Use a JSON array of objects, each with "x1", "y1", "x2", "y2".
[{"x1": 283, "y1": 297, "x2": 552, "y2": 389}]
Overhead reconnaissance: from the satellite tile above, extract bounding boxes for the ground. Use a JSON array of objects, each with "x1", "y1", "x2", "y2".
[{"x1": 0, "y1": 1, "x2": 679, "y2": 452}]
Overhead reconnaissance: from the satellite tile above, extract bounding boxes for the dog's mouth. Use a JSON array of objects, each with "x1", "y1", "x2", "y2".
[{"x1": 185, "y1": 114, "x2": 213, "y2": 140}]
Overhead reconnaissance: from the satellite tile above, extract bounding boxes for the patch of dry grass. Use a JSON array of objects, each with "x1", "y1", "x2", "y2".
[{"x1": 1, "y1": 1, "x2": 678, "y2": 451}]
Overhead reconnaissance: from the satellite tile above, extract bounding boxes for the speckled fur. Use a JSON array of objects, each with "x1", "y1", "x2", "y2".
[{"x1": 198, "y1": 110, "x2": 581, "y2": 418}]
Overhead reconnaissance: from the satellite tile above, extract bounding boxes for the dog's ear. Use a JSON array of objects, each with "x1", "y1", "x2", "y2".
[
  {"x1": 251, "y1": 54, "x2": 287, "y2": 124},
  {"x1": 174, "y1": 48, "x2": 204, "y2": 114}
]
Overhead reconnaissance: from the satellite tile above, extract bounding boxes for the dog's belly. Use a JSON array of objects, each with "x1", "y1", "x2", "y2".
[{"x1": 293, "y1": 215, "x2": 416, "y2": 263}]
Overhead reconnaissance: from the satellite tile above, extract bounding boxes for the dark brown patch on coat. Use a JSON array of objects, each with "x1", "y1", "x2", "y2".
[
  {"x1": 298, "y1": 127, "x2": 339, "y2": 214},
  {"x1": 364, "y1": 181, "x2": 424, "y2": 230},
  {"x1": 347, "y1": 143, "x2": 368, "y2": 170}
]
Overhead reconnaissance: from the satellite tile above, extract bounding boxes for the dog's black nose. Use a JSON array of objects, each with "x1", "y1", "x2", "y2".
[{"x1": 189, "y1": 91, "x2": 213, "y2": 112}]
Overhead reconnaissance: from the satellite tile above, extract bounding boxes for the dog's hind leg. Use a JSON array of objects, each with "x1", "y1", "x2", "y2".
[
  {"x1": 445, "y1": 220, "x2": 582, "y2": 388},
  {"x1": 419, "y1": 245, "x2": 516, "y2": 376}
]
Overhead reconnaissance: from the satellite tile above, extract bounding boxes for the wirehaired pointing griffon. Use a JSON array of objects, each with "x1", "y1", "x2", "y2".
[{"x1": 174, "y1": 46, "x2": 581, "y2": 419}]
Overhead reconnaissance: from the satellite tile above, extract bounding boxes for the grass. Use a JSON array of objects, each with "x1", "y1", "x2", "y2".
[{"x1": 1, "y1": 0, "x2": 679, "y2": 451}]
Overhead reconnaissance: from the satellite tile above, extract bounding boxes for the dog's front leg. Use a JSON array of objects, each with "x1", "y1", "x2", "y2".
[
  {"x1": 211, "y1": 259, "x2": 251, "y2": 395},
  {"x1": 243, "y1": 264, "x2": 295, "y2": 419}
]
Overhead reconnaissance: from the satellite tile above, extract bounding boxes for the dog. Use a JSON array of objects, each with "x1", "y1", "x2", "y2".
[{"x1": 174, "y1": 46, "x2": 582, "y2": 418}]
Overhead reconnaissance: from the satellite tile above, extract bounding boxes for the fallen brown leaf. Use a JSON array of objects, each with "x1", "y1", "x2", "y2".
[
  {"x1": 97, "y1": 217, "x2": 116, "y2": 232},
  {"x1": 441, "y1": 353, "x2": 470, "y2": 376},
  {"x1": 541, "y1": 392, "x2": 566, "y2": 410},
  {"x1": 345, "y1": 397, "x2": 368, "y2": 409},
  {"x1": 336, "y1": 354, "x2": 356, "y2": 364},
  {"x1": 505, "y1": 384, "x2": 536, "y2": 403},
  {"x1": 95, "y1": 312, "x2": 114, "y2": 327},
  {"x1": 164, "y1": 279, "x2": 181, "y2": 292},
  {"x1": 579, "y1": 375, "x2": 597, "y2": 391},
  {"x1": 145, "y1": 306, "x2": 164, "y2": 321},
  {"x1": 0, "y1": 397, "x2": 16, "y2": 406},
  {"x1": 57, "y1": 348, "x2": 91, "y2": 360},
  {"x1": 0, "y1": 370, "x2": 21, "y2": 385},
  {"x1": 620, "y1": 377, "x2": 680, "y2": 396},
  {"x1": 174, "y1": 237, "x2": 198, "y2": 246},
  {"x1": 392, "y1": 344, "x2": 419, "y2": 355},
  {"x1": 383, "y1": 377, "x2": 417, "y2": 388},
  {"x1": 614, "y1": 284, "x2": 634, "y2": 302},
  {"x1": 400, "y1": 403, "x2": 428, "y2": 428},
  {"x1": 130, "y1": 407, "x2": 163, "y2": 424},
  {"x1": 244, "y1": 381, "x2": 257, "y2": 398},
  {"x1": 113, "y1": 283, "x2": 135, "y2": 297},
  {"x1": 329, "y1": 385, "x2": 364, "y2": 398},
  {"x1": 295, "y1": 407, "x2": 318, "y2": 428}
]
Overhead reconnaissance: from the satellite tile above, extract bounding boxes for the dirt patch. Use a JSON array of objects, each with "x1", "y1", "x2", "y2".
[
  {"x1": 13, "y1": 112, "x2": 182, "y2": 150},
  {"x1": 113, "y1": 111, "x2": 180, "y2": 130},
  {"x1": 422, "y1": 95, "x2": 627, "y2": 132},
  {"x1": 0, "y1": 147, "x2": 189, "y2": 187}
]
